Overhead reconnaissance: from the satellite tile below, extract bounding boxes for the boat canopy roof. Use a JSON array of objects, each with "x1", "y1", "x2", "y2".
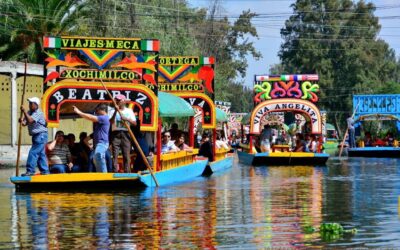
[
  {"x1": 158, "y1": 91, "x2": 195, "y2": 117},
  {"x1": 216, "y1": 108, "x2": 229, "y2": 122},
  {"x1": 326, "y1": 123, "x2": 336, "y2": 130}
]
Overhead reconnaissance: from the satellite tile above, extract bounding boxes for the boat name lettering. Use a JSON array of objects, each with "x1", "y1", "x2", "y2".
[
  {"x1": 159, "y1": 57, "x2": 199, "y2": 66},
  {"x1": 158, "y1": 83, "x2": 203, "y2": 92},
  {"x1": 254, "y1": 102, "x2": 317, "y2": 124},
  {"x1": 52, "y1": 88, "x2": 147, "y2": 103},
  {"x1": 188, "y1": 98, "x2": 205, "y2": 108},
  {"x1": 61, "y1": 38, "x2": 141, "y2": 50},
  {"x1": 60, "y1": 69, "x2": 140, "y2": 81}
]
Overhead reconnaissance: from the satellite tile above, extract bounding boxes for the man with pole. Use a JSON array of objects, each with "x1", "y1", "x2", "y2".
[
  {"x1": 347, "y1": 113, "x2": 356, "y2": 148},
  {"x1": 109, "y1": 94, "x2": 137, "y2": 173},
  {"x1": 19, "y1": 97, "x2": 50, "y2": 176}
]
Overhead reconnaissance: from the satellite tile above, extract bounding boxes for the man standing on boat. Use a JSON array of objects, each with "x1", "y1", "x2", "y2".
[
  {"x1": 73, "y1": 104, "x2": 110, "y2": 173},
  {"x1": 109, "y1": 94, "x2": 137, "y2": 173},
  {"x1": 260, "y1": 124, "x2": 272, "y2": 152},
  {"x1": 19, "y1": 97, "x2": 50, "y2": 176},
  {"x1": 347, "y1": 113, "x2": 356, "y2": 148}
]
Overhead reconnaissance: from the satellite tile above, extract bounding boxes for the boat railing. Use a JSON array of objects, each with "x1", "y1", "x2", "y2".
[
  {"x1": 215, "y1": 147, "x2": 231, "y2": 161},
  {"x1": 160, "y1": 149, "x2": 200, "y2": 170}
]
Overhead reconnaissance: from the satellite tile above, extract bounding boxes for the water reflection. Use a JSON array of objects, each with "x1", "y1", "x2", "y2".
[
  {"x1": 248, "y1": 166, "x2": 324, "y2": 248},
  {"x1": 8, "y1": 183, "x2": 221, "y2": 249},
  {"x1": 1, "y1": 157, "x2": 400, "y2": 248}
]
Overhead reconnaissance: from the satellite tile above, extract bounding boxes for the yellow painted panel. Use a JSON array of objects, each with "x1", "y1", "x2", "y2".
[
  {"x1": 26, "y1": 173, "x2": 139, "y2": 183},
  {"x1": 269, "y1": 152, "x2": 315, "y2": 157},
  {"x1": 0, "y1": 75, "x2": 11, "y2": 144},
  {"x1": 216, "y1": 147, "x2": 230, "y2": 154},
  {"x1": 160, "y1": 149, "x2": 199, "y2": 161},
  {"x1": 57, "y1": 118, "x2": 93, "y2": 140}
]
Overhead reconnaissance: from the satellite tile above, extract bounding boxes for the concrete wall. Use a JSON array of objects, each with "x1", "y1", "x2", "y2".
[{"x1": 0, "y1": 61, "x2": 92, "y2": 165}]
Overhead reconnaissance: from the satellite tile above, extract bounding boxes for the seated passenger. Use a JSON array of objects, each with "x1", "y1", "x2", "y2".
[
  {"x1": 305, "y1": 134, "x2": 312, "y2": 150},
  {"x1": 67, "y1": 133, "x2": 80, "y2": 167},
  {"x1": 76, "y1": 132, "x2": 92, "y2": 172},
  {"x1": 161, "y1": 131, "x2": 179, "y2": 154},
  {"x1": 215, "y1": 134, "x2": 229, "y2": 150},
  {"x1": 364, "y1": 132, "x2": 374, "y2": 147},
  {"x1": 385, "y1": 132, "x2": 395, "y2": 147},
  {"x1": 175, "y1": 133, "x2": 192, "y2": 151},
  {"x1": 46, "y1": 131, "x2": 80, "y2": 173},
  {"x1": 293, "y1": 134, "x2": 308, "y2": 152},
  {"x1": 309, "y1": 135, "x2": 318, "y2": 153}
]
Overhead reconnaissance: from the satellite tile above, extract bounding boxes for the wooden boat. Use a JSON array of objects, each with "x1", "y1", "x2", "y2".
[
  {"x1": 237, "y1": 74, "x2": 329, "y2": 166},
  {"x1": 158, "y1": 56, "x2": 234, "y2": 175},
  {"x1": 347, "y1": 95, "x2": 400, "y2": 158},
  {"x1": 10, "y1": 36, "x2": 209, "y2": 190}
]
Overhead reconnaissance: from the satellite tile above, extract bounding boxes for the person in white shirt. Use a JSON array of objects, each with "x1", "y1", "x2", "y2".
[
  {"x1": 109, "y1": 94, "x2": 137, "y2": 173},
  {"x1": 161, "y1": 131, "x2": 179, "y2": 153}
]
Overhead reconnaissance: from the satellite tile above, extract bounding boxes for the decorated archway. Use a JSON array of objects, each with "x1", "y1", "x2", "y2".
[
  {"x1": 42, "y1": 81, "x2": 158, "y2": 131},
  {"x1": 250, "y1": 98, "x2": 322, "y2": 134},
  {"x1": 173, "y1": 92, "x2": 216, "y2": 129}
]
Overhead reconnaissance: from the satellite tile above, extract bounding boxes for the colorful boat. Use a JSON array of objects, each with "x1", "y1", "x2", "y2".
[
  {"x1": 10, "y1": 36, "x2": 209, "y2": 190},
  {"x1": 158, "y1": 56, "x2": 234, "y2": 174},
  {"x1": 237, "y1": 74, "x2": 329, "y2": 166},
  {"x1": 347, "y1": 95, "x2": 400, "y2": 158}
]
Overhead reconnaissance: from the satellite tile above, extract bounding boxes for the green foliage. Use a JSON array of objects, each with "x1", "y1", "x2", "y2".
[
  {"x1": 319, "y1": 222, "x2": 357, "y2": 242},
  {"x1": 0, "y1": 0, "x2": 87, "y2": 62},
  {"x1": 279, "y1": 0, "x2": 399, "y2": 129}
]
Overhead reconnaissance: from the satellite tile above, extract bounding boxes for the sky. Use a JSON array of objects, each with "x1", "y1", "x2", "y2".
[{"x1": 189, "y1": 0, "x2": 400, "y2": 86}]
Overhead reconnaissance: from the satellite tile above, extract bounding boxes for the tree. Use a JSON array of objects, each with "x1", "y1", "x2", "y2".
[
  {"x1": 0, "y1": 0, "x2": 87, "y2": 63},
  {"x1": 77, "y1": 0, "x2": 260, "y2": 108},
  {"x1": 279, "y1": 0, "x2": 398, "y2": 134}
]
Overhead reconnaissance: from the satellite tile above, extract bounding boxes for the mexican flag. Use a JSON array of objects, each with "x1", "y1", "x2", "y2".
[
  {"x1": 43, "y1": 37, "x2": 61, "y2": 49},
  {"x1": 141, "y1": 40, "x2": 160, "y2": 52},
  {"x1": 200, "y1": 56, "x2": 215, "y2": 65}
]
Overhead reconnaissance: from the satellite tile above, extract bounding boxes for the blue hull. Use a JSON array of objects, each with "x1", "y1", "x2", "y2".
[
  {"x1": 238, "y1": 151, "x2": 329, "y2": 166},
  {"x1": 348, "y1": 147, "x2": 400, "y2": 158},
  {"x1": 209, "y1": 155, "x2": 234, "y2": 173},
  {"x1": 140, "y1": 159, "x2": 208, "y2": 187},
  {"x1": 237, "y1": 150, "x2": 255, "y2": 165}
]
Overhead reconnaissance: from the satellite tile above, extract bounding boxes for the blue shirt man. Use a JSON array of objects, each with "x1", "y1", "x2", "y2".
[
  {"x1": 73, "y1": 103, "x2": 110, "y2": 173},
  {"x1": 20, "y1": 97, "x2": 50, "y2": 176}
]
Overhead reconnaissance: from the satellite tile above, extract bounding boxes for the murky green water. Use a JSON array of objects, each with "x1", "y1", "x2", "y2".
[{"x1": 0, "y1": 156, "x2": 399, "y2": 249}]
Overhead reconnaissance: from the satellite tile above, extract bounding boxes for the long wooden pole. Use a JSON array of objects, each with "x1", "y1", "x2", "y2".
[
  {"x1": 15, "y1": 58, "x2": 28, "y2": 176},
  {"x1": 338, "y1": 102, "x2": 360, "y2": 157},
  {"x1": 99, "y1": 80, "x2": 159, "y2": 187}
]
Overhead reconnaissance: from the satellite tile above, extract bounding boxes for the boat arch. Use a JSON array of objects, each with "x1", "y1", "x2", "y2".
[
  {"x1": 250, "y1": 98, "x2": 322, "y2": 134},
  {"x1": 42, "y1": 81, "x2": 158, "y2": 131},
  {"x1": 173, "y1": 92, "x2": 216, "y2": 129}
]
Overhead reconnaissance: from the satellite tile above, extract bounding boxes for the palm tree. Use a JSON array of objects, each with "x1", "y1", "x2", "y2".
[{"x1": 0, "y1": 0, "x2": 87, "y2": 63}]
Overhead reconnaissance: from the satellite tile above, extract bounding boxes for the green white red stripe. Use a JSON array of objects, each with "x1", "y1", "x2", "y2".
[
  {"x1": 141, "y1": 40, "x2": 160, "y2": 52},
  {"x1": 200, "y1": 56, "x2": 215, "y2": 65},
  {"x1": 43, "y1": 37, "x2": 61, "y2": 49}
]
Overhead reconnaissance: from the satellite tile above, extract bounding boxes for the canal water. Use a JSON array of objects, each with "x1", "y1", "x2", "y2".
[{"x1": 0, "y1": 156, "x2": 399, "y2": 249}]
